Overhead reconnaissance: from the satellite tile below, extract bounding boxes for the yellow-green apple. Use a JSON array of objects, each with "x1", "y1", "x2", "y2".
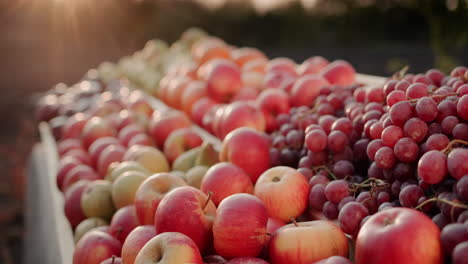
[
  {"x1": 195, "y1": 142, "x2": 220, "y2": 167},
  {"x1": 112, "y1": 170, "x2": 147, "y2": 209},
  {"x1": 319, "y1": 60, "x2": 356, "y2": 86},
  {"x1": 186, "y1": 165, "x2": 209, "y2": 189},
  {"x1": 118, "y1": 124, "x2": 144, "y2": 147},
  {"x1": 82, "y1": 116, "x2": 116, "y2": 149},
  {"x1": 62, "y1": 164, "x2": 100, "y2": 192},
  {"x1": 226, "y1": 257, "x2": 269, "y2": 264},
  {"x1": 106, "y1": 160, "x2": 150, "y2": 182},
  {"x1": 213, "y1": 193, "x2": 268, "y2": 258},
  {"x1": 266, "y1": 58, "x2": 297, "y2": 76},
  {"x1": 355, "y1": 207, "x2": 442, "y2": 264},
  {"x1": 134, "y1": 232, "x2": 203, "y2": 264},
  {"x1": 154, "y1": 186, "x2": 216, "y2": 252},
  {"x1": 148, "y1": 109, "x2": 191, "y2": 148},
  {"x1": 81, "y1": 180, "x2": 115, "y2": 220},
  {"x1": 257, "y1": 89, "x2": 290, "y2": 133},
  {"x1": 163, "y1": 128, "x2": 203, "y2": 164},
  {"x1": 191, "y1": 97, "x2": 218, "y2": 126},
  {"x1": 254, "y1": 166, "x2": 309, "y2": 222},
  {"x1": 298, "y1": 56, "x2": 329, "y2": 75},
  {"x1": 311, "y1": 256, "x2": 352, "y2": 264},
  {"x1": 220, "y1": 127, "x2": 270, "y2": 183},
  {"x1": 200, "y1": 162, "x2": 253, "y2": 206},
  {"x1": 231, "y1": 47, "x2": 266, "y2": 67},
  {"x1": 97, "y1": 144, "x2": 126, "y2": 177},
  {"x1": 127, "y1": 91, "x2": 153, "y2": 117},
  {"x1": 123, "y1": 145, "x2": 170, "y2": 174},
  {"x1": 62, "y1": 113, "x2": 88, "y2": 140},
  {"x1": 181, "y1": 80, "x2": 208, "y2": 115},
  {"x1": 73, "y1": 230, "x2": 122, "y2": 264},
  {"x1": 109, "y1": 205, "x2": 140, "y2": 244},
  {"x1": 57, "y1": 156, "x2": 82, "y2": 191},
  {"x1": 290, "y1": 75, "x2": 330, "y2": 107},
  {"x1": 121, "y1": 225, "x2": 156, "y2": 264},
  {"x1": 100, "y1": 256, "x2": 122, "y2": 264},
  {"x1": 268, "y1": 220, "x2": 348, "y2": 264},
  {"x1": 172, "y1": 147, "x2": 201, "y2": 172},
  {"x1": 74, "y1": 217, "x2": 108, "y2": 243},
  {"x1": 134, "y1": 172, "x2": 187, "y2": 225},
  {"x1": 88, "y1": 137, "x2": 121, "y2": 167},
  {"x1": 58, "y1": 138, "x2": 84, "y2": 157},
  {"x1": 219, "y1": 102, "x2": 266, "y2": 139},
  {"x1": 204, "y1": 59, "x2": 242, "y2": 103},
  {"x1": 64, "y1": 180, "x2": 90, "y2": 229},
  {"x1": 127, "y1": 133, "x2": 154, "y2": 147}
]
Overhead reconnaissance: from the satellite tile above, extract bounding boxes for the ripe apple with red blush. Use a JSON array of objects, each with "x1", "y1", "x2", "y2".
[
  {"x1": 81, "y1": 117, "x2": 116, "y2": 149},
  {"x1": 148, "y1": 109, "x2": 192, "y2": 148},
  {"x1": 121, "y1": 225, "x2": 156, "y2": 264},
  {"x1": 73, "y1": 230, "x2": 121, "y2": 264},
  {"x1": 257, "y1": 89, "x2": 290, "y2": 133},
  {"x1": 108, "y1": 205, "x2": 140, "y2": 244},
  {"x1": 164, "y1": 128, "x2": 203, "y2": 164},
  {"x1": 64, "y1": 180, "x2": 90, "y2": 229}
]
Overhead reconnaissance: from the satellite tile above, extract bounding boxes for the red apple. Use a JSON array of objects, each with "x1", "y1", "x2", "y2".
[
  {"x1": 204, "y1": 105, "x2": 225, "y2": 136},
  {"x1": 200, "y1": 162, "x2": 253, "y2": 206},
  {"x1": 88, "y1": 137, "x2": 121, "y2": 167},
  {"x1": 155, "y1": 186, "x2": 216, "y2": 252},
  {"x1": 226, "y1": 257, "x2": 269, "y2": 264},
  {"x1": 163, "y1": 128, "x2": 203, "y2": 164},
  {"x1": 118, "y1": 124, "x2": 144, "y2": 147},
  {"x1": 73, "y1": 230, "x2": 122, "y2": 264},
  {"x1": 197, "y1": 42, "x2": 231, "y2": 65},
  {"x1": 134, "y1": 232, "x2": 203, "y2": 264},
  {"x1": 204, "y1": 255, "x2": 227, "y2": 263},
  {"x1": 256, "y1": 89, "x2": 290, "y2": 133},
  {"x1": 127, "y1": 91, "x2": 153, "y2": 117},
  {"x1": 109, "y1": 205, "x2": 140, "y2": 244},
  {"x1": 312, "y1": 256, "x2": 352, "y2": 264},
  {"x1": 57, "y1": 156, "x2": 82, "y2": 191},
  {"x1": 82, "y1": 117, "x2": 116, "y2": 149},
  {"x1": 63, "y1": 148, "x2": 92, "y2": 167},
  {"x1": 62, "y1": 113, "x2": 88, "y2": 139},
  {"x1": 127, "y1": 133, "x2": 154, "y2": 147},
  {"x1": 241, "y1": 71, "x2": 264, "y2": 91},
  {"x1": 269, "y1": 220, "x2": 348, "y2": 264},
  {"x1": 148, "y1": 109, "x2": 192, "y2": 148},
  {"x1": 231, "y1": 47, "x2": 266, "y2": 67},
  {"x1": 191, "y1": 97, "x2": 218, "y2": 126},
  {"x1": 355, "y1": 207, "x2": 442, "y2": 264},
  {"x1": 266, "y1": 58, "x2": 297, "y2": 77},
  {"x1": 220, "y1": 127, "x2": 270, "y2": 183},
  {"x1": 97, "y1": 144, "x2": 126, "y2": 177},
  {"x1": 220, "y1": 101, "x2": 266, "y2": 139},
  {"x1": 290, "y1": 75, "x2": 330, "y2": 107},
  {"x1": 298, "y1": 56, "x2": 329, "y2": 75},
  {"x1": 204, "y1": 59, "x2": 242, "y2": 103},
  {"x1": 243, "y1": 58, "x2": 267, "y2": 74},
  {"x1": 165, "y1": 76, "x2": 191, "y2": 108},
  {"x1": 254, "y1": 166, "x2": 309, "y2": 222},
  {"x1": 266, "y1": 217, "x2": 285, "y2": 246},
  {"x1": 58, "y1": 139, "x2": 84, "y2": 157},
  {"x1": 263, "y1": 71, "x2": 296, "y2": 90},
  {"x1": 64, "y1": 180, "x2": 90, "y2": 229},
  {"x1": 181, "y1": 80, "x2": 208, "y2": 115},
  {"x1": 213, "y1": 193, "x2": 268, "y2": 258},
  {"x1": 62, "y1": 164, "x2": 100, "y2": 192},
  {"x1": 231, "y1": 86, "x2": 259, "y2": 102},
  {"x1": 112, "y1": 110, "x2": 139, "y2": 131},
  {"x1": 134, "y1": 172, "x2": 187, "y2": 225},
  {"x1": 100, "y1": 256, "x2": 122, "y2": 264},
  {"x1": 121, "y1": 225, "x2": 156, "y2": 264},
  {"x1": 320, "y1": 60, "x2": 356, "y2": 86}
]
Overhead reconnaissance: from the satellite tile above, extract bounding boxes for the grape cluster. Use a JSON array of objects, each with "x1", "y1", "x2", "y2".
[{"x1": 268, "y1": 65, "x2": 468, "y2": 262}]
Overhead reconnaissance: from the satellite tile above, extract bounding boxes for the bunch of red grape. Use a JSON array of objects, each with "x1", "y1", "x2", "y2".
[{"x1": 268, "y1": 65, "x2": 468, "y2": 262}]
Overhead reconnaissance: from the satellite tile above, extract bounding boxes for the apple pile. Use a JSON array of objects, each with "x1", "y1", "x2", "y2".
[{"x1": 36, "y1": 28, "x2": 468, "y2": 264}]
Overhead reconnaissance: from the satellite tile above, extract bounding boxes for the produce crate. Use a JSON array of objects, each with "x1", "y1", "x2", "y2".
[{"x1": 25, "y1": 73, "x2": 386, "y2": 264}]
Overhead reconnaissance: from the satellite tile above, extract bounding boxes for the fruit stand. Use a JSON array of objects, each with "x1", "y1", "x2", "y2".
[{"x1": 29, "y1": 29, "x2": 468, "y2": 264}]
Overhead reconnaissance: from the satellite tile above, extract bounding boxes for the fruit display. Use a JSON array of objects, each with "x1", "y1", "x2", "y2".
[{"x1": 35, "y1": 28, "x2": 468, "y2": 264}]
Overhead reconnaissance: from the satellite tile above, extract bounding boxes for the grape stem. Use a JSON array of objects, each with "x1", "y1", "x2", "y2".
[
  {"x1": 415, "y1": 197, "x2": 468, "y2": 210},
  {"x1": 392, "y1": 65, "x2": 410, "y2": 80},
  {"x1": 350, "y1": 178, "x2": 388, "y2": 194},
  {"x1": 312, "y1": 165, "x2": 337, "y2": 180},
  {"x1": 442, "y1": 139, "x2": 468, "y2": 155},
  {"x1": 409, "y1": 92, "x2": 459, "y2": 104}
]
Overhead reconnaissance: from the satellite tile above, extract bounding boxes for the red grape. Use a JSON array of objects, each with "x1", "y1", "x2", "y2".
[
  {"x1": 437, "y1": 100, "x2": 457, "y2": 122},
  {"x1": 327, "y1": 130, "x2": 349, "y2": 153},
  {"x1": 338, "y1": 202, "x2": 369, "y2": 237},
  {"x1": 453, "y1": 242, "x2": 468, "y2": 264},
  {"x1": 319, "y1": 115, "x2": 337, "y2": 134},
  {"x1": 309, "y1": 175, "x2": 330, "y2": 188},
  {"x1": 369, "y1": 121, "x2": 384, "y2": 139},
  {"x1": 406, "y1": 83, "x2": 429, "y2": 99},
  {"x1": 305, "y1": 129, "x2": 327, "y2": 152},
  {"x1": 455, "y1": 175, "x2": 468, "y2": 201},
  {"x1": 377, "y1": 191, "x2": 390, "y2": 205},
  {"x1": 426, "y1": 133, "x2": 450, "y2": 151},
  {"x1": 382, "y1": 125, "x2": 403, "y2": 148},
  {"x1": 433, "y1": 213, "x2": 450, "y2": 230},
  {"x1": 441, "y1": 116, "x2": 459, "y2": 135},
  {"x1": 403, "y1": 117, "x2": 428, "y2": 143},
  {"x1": 383, "y1": 79, "x2": 398, "y2": 96},
  {"x1": 332, "y1": 160, "x2": 354, "y2": 179},
  {"x1": 447, "y1": 148, "x2": 468, "y2": 180},
  {"x1": 331, "y1": 117, "x2": 353, "y2": 137},
  {"x1": 393, "y1": 162, "x2": 413, "y2": 181},
  {"x1": 307, "y1": 149, "x2": 329, "y2": 166},
  {"x1": 457, "y1": 94, "x2": 468, "y2": 120},
  {"x1": 399, "y1": 184, "x2": 424, "y2": 207},
  {"x1": 309, "y1": 184, "x2": 327, "y2": 210},
  {"x1": 418, "y1": 150, "x2": 448, "y2": 184},
  {"x1": 395, "y1": 80, "x2": 411, "y2": 92},
  {"x1": 415, "y1": 97, "x2": 437, "y2": 122},
  {"x1": 368, "y1": 162, "x2": 384, "y2": 179},
  {"x1": 393, "y1": 137, "x2": 419, "y2": 162},
  {"x1": 386, "y1": 90, "x2": 406, "y2": 107},
  {"x1": 324, "y1": 180, "x2": 350, "y2": 203},
  {"x1": 425, "y1": 69, "x2": 444, "y2": 86},
  {"x1": 366, "y1": 139, "x2": 384, "y2": 161},
  {"x1": 453, "y1": 123, "x2": 468, "y2": 141},
  {"x1": 390, "y1": 101, "x2": 414, "y2": 126},
  {"x1": 338, "y1": 196, "x2": 356, "y2": 210},
  {"x1": 322, "y1": 201, "x2": 339, "y2": 219},
  {"x1": 440, "y1": 223, "x2": 468, "y2": 255}
]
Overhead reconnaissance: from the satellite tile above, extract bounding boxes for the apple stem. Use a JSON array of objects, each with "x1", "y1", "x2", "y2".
[
  {"x1": 203, "y1": 191, "x2": 213, "y2": 210},
  {"x1": 111, "y1": 255, "x2": 116, "y2": 264},
  {"x1": 442, "y1": 139, "x2": 468, "y2": 155},
  {"x1": 266, "y1": 232, "x2": 272, "y2": 236},
  {"x1": 116, "y1": 227, "x2": 123, "y2": 241},
  {"x1": 290, "y1": 217, "x2": 299, "y2": 227}
]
